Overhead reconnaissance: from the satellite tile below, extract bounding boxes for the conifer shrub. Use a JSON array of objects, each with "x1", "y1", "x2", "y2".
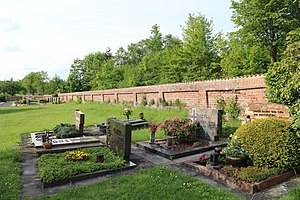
[{"x1": 234, "y1": 118, "x2": 300, "y2": 169}]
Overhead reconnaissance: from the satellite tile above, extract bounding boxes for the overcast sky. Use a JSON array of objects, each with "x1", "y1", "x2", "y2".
[{"x1": 0, "y1": 0, "x2": 235, "y2": 81}]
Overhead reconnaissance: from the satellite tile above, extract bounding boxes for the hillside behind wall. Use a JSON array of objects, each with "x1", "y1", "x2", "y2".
[{"x1": 59, "y1": 74, "x2": 267, "y2": 109}]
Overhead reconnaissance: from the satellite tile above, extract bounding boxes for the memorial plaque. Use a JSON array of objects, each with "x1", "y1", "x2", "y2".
[
  {"x1": 243, "y1": 102, "x2": 289, "y2": 124},
  {"x1": 75, "y1": 110, "x2": 85, "y2": 134},
  {"x1": 106, "y1": 118, "x2": 132, "y2": 162},
  {"x1": 190, "y1": 108, "x2": 222, "y2": 141}
]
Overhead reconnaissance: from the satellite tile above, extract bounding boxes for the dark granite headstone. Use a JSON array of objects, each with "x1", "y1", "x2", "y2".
[
  {"x1": 106, "y1": 118, "x2": 132, "y2": 162},
  {"x1": 75, "y1": 110, "x2": 85, "y2": 134},
  {"x1": 191, "y1": 108, "x2": 222, "y2": 141}
]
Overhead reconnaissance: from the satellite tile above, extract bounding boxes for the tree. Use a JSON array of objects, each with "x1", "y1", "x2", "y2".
[
  {"x1": 46, "y1": 75, "x2": 65, "y2": 95},
  {"x1": 0, "y1": 79, "x2": 23, "y2": 96},
  {"x1": 231, "y1": 0, "x2": 300, "y2": 63},
  {"x1": 22, "y1": 71, "x2": 49, "y2": 95},
  {"x1": 266, "y1": 28, "x2": 300, "y2": 137},
  {"x1": 65, "y1": 59, "x2": 90, "y2": 92},
  {"x1": 180, "y1": 13, "x2": 219, "y2": 81},
  {"x1": 220, "y1": 32, "x2": 270, "y2": 77}
]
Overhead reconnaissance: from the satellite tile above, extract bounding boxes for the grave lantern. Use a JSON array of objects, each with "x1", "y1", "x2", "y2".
[
  {"x1": 96, "y1": 154, "x2": 104, "y2": 163},
  {"x1": 139, "y1": 112, "x2": 144, "y2": 120}
]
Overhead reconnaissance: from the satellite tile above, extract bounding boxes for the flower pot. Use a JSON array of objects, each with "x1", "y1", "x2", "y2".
[
  {"x1": 150, "y1": 132, "x2": 155, "y2": 144},
  {"x1": 43, "y1": 143, "x2": 52, "y2": 149},
  {"x1": 166, "y1": 137, "x2": 173, "y2": 148},
  {"x1": 226, "y1": 156, "x2": 246, "y2": 168}
]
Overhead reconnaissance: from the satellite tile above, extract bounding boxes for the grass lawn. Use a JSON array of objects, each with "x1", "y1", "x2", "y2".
[
  {"x1": 29, "y1": 166, "x2": 242, "y2": 200},
  {"x1": 0, "y1": 102, "x2": 249, "y2": 200}
]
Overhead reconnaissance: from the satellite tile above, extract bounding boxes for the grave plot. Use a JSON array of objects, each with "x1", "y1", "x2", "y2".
[
  {"x1": 137, "y1": 109, "x2": 226, "y2": 159},
  {"x1": 24, "y1": 111, "x2": 137, "y2": 189}
]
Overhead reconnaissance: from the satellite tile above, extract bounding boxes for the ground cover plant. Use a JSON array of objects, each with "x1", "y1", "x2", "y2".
[
  {"x1": 37, "y1": 147, "x2": 125, "y2": 183},
  {"x1": 30, "y1": 166, "x2": 242, "y2": 200},
  {"x1": 0, "y1": 102, "x2": 241, "y2": 199}
]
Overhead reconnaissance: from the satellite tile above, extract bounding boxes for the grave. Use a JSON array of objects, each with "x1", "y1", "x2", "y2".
[
  {"x1": 190, "y1": 108, "x2": 222, "y2": 141},
  {"x1": 75, "y1": 110, "x2": 85, "y2": 134},
  {"x1": 243, "y1": 102, "x2": 289, "y2": 124},
  {"x1": 106, "y1": 118, "x2": 132, "y2": 162},
  {"x1": 97, "y1": 118, "x2": 148, "y2": 134}
]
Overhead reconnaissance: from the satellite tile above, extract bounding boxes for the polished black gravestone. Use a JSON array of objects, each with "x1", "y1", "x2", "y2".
[{"x1": 106, "y1": 118, "x2": 132, "y2": 162}]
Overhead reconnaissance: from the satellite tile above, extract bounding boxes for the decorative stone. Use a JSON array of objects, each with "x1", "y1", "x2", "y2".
[{"x1": 243, "y1": 102, "x2": 289, "y2": 124}]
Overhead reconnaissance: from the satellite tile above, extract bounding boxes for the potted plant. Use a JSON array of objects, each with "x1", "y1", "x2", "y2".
[
  {"x1": 223, "y1": 134, "x2": 248, "y2": 167},
  {"x1": 196, "y1": 154, "x2": 209, "y2": 166},
  {"x1": 43, "y1": 133, "x2": 53, "y2": 149},
  {"x1": 123, "y1": 108, "x2": 132, "y2": 120},
  {"x1": 148, "y1": 123, "x2": 158, "y2": 144}
]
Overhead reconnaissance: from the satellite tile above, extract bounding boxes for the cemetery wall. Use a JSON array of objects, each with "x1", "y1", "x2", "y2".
[{"x1": 59, "y1": 74, "x2": 267, "y2": 109}]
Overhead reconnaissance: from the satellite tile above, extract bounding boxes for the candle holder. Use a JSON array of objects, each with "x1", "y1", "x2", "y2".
[{"x1": 96, "y1": 154, "x2": 104, "y2": 163}]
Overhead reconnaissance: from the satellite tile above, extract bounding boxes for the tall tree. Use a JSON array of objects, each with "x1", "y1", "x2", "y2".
[
  {"x1": 22, "y1": 71, "x2": 48, "y2": 95},
  {"x1": 231, "y1": 0, "x2": 300, "y2": 63},
  {"x1": 180, "y1": 13, "x2": 218, "y2": 81},
  {"x1": 46, "y1": 75, "x2": 65, "y2": 95},
  {"x1": 66, "y1": 59, "x2": 90, "y2": 92}
]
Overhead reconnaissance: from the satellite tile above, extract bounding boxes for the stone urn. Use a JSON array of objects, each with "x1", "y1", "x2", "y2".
[{"x1": 226, "y1": 156, "x2": 246, "y2": 168}]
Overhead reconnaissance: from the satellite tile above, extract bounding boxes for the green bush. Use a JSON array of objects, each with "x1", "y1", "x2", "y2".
[
  {"x1": 76, "y1": 96, "x2": 82, "y2": 104},
  {"x1": 141, "y1": 95, "x2": 147, "y2": 106},
  {"x1": 39, "y1": 99, "x2": 48, "y2": 104},
  {"x1": 149, "y1": 99, "x2": 155, "y2": 106},
  {"x1": 224, "y1": 96, "x2": 240, "y2": 119},
  {"x1": 234, "y1": 118, "x2": 300, "y2": 169},
  {"x1": 0, "y1": 94, "x2": 7, "y2": 102},
  {"x1": 53, "y1": 123, "x2": 82, "y2": 139}
]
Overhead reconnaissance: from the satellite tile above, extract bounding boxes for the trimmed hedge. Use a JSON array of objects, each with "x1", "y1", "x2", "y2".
[{"x1": 234, "y1": 118, "x2": 300, "y2": 169}]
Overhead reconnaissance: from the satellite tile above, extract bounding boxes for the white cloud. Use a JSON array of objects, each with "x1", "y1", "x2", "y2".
[{"x1": 0, "y1": 17, "x2": 21, "y2": 32}]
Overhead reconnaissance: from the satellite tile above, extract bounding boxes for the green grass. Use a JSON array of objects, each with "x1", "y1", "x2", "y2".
[
  {"x1": 30, "y1": 166, "x2": 242, "y2": 200},
  {"x1": 0, "y1": 102, "x2": 187, "y2": 199},
  {"x1": 280, "y1": 184, "x2": 300, "y2": 200},
  {"x1": 0, "y1": 102, "x2": 243, "y2": 199}
]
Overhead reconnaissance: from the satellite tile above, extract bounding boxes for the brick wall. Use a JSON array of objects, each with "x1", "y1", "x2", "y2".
[{"x1": 59, "y1": 74, "x2": 267, "y2": 109}]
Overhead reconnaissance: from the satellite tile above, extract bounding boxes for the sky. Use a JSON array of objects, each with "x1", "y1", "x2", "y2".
[{"x1": 0, "y1": 0, "x2": 235, "y2": 81}]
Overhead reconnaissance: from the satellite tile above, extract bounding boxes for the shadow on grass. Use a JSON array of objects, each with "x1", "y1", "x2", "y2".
[{"x1": 0, "y1": 106, "x2": 44, "y2": 115}]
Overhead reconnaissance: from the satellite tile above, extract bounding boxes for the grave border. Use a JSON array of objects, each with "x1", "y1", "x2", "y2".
[
  {"x1": 183, "y1": 161, "x2": 299, "y2": 194},
  {"x1": 136, "y1": 139, "x2": 226, "y2": 159}
]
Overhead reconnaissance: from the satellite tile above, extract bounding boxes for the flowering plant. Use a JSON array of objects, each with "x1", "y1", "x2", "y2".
[
  {"x1": 198, "y1": 154, "x2": 209, "y2": 162},
  {"x1": 123, "y1": 108, "x2": 132, "y2": 120},
  {"x1": 149, "y1": 123, "x2": 158, "y2": 133},
  {"x1": 43, "y1": 133, "x2": 52, "y2": 144},
  {"x1": 160, "y1": 117, "x2": 199, "y2": 139},
  {"x1": 224, "y1": 134, "x2": 248, "y2": 159},
  {"x1": 65, "y1": 150, "x2": 91, "y2": 162}
]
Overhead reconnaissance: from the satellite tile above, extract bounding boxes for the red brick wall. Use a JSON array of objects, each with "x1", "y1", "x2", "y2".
[{"x1": 59, "y1": 75, "x2": 267, "y2": 109}]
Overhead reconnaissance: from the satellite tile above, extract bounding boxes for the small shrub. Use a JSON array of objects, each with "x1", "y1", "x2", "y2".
[
  {"x1": 76, "y1": 96, "x2": 82, "y2": 104},
  {"x1": 290, "y1": 99, "x2": 300, "y2": 137},
  {"x1": 0, "y1": 94, "x2": 7, "y2": 102},
  {"x1": 224, "y1": 96, "x2": 240, "y2": 119},
  {"x1": 53, "y1": 123, "x2": 81, "y2": 139},
  {"x1": 19, "y1": 98, "x2": 26, "y2": 104},
  {"x1": 39, "y1": 99, "x2": 48, "y2": 104},
  {"x1": 141, "y1": 95, "x2": 147, "y2": 106},
  {"x1": 215, "y1": 97, "x2": 226, "y2": 110},
  {"x1": 149, "y1": 99, "x2": 155, "y2": 106},
  {"x1": 234, "y1": 118, "x2": 300, "y2": 169}
]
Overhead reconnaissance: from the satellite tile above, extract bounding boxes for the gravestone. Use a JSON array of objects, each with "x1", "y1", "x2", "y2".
[
  {"x1": 190, "y1": 108, "x2": 222, "y2": 141},
  {"x1": 243, "y1": 102, "x2": 289, "y2": 124},
  {"x1": 75, "y1": 110, "x2": 85, "y2": 134},
  {"x1": 106, "y1": 118, "x2": 132, "y2": 162}
]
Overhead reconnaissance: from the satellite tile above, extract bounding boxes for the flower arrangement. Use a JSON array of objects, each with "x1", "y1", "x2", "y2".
[
  {"x1": 224, "y1": 134, "x2": 248, "y2": 159},
  {"x1": 43, "y1": 133, "x2": 52, "y2": 144},
  {"x1": 123, "y1": 108, "x2": 132, "y2": 120},
  {"x1": 159, "y1": 117, "x2": 199, "y2": 139},
  {"x1": 65, "y1": 150, "x2": 91, "y2": 162},
  {"x1": 149, "y1": 123, "x2": 158, "y2": 133},
  {"x1": 199, "y1": 154, "x2": 209, "y2": 162}
]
